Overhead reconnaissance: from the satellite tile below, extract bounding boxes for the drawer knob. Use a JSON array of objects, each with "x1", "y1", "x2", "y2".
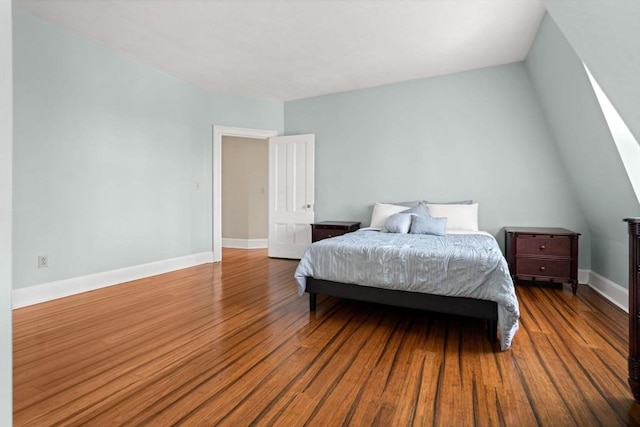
[
  {"x1": 539, "y1": 245, "x2": 546, "y2": 250},
  {"x1": 539, "y1": 266, "x2": 546, "y2": 271}
]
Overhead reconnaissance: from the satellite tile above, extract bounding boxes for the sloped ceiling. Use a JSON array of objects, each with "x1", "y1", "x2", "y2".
[
  {"x1": 14, "y1": 0, "x2": 545, "y2": 101},
  {"x1": 543, "y1": 0, "x2": 640, "y2": 146},
  {"x1": 526, "y1": 3, "x2": 640, "y2": 287}
]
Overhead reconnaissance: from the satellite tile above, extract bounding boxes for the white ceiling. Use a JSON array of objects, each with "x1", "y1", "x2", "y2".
[{"x1": 14, "y1": 0, "x2": 546, "y2": 101}]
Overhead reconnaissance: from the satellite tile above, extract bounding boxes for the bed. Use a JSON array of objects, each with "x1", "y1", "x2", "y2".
[{"x1": 294, "y1": 202, "x2": 520, "y2": 350}]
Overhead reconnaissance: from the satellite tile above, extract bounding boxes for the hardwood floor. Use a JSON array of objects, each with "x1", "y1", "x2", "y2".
[{"x1": 13, "y1": 248, "x2": 639, "y2": 426}]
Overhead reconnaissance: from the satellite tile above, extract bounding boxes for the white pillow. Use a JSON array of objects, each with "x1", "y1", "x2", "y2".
[
  {"x1": 426, "y1": 203, "x2": 479, "y2": 231},
  {"x1": 369, "y1": 202, "x2": 409, "y2": 229},
  {"x1": 381, "y1": 213, "x2": 415, "y2": 233}
]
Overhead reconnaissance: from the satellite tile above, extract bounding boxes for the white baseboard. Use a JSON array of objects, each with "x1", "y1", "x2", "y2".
[
  {"x1": 578, "y1": 269, "x2": 590, "y2": 285},
  {"x1": 13, "y1": 258, "x2": 629, "y2": 314},
  {"x1": 12, "y1": 251, "x2": 214, "y2": 309},
  {"x1": 584, "y1": 270, "x2": 628, "y2": 313},
  {"x1": 221, "y1": 238, "x2": 268, "y2": 249}
]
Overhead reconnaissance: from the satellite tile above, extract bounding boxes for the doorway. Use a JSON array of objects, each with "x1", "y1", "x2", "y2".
[
  {"x1": 213, "y1": 126, "x2": 278, "y2": 262},
  {"x1": 221, "y1": 136, "x2": 268, "y2": 250}
]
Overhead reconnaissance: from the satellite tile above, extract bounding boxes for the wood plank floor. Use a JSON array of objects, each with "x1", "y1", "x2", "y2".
[{"x1": 13, "y1": 248, "x2": 640, "y2": 426}]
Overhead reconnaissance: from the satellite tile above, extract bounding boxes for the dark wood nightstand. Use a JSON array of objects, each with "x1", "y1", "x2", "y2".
[
  {"x1": 311, "y1": 221, "x2": 360, "y2": 242},
  {"x1": 505, "y1": 227, "x2": 580, "y2": 294}
]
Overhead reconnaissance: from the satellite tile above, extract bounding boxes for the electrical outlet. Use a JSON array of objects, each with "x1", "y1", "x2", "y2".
[{"x1": 38, "y1": 255, "x2": 48, "y2": 268}]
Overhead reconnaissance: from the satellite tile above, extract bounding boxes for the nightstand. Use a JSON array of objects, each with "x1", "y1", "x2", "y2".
[
  {"x1": 311, "y1": 221, "x2": 361, "y2": 242},
  {"x1": 505, "y1": 227, "x2": 580, "y2": 294}
]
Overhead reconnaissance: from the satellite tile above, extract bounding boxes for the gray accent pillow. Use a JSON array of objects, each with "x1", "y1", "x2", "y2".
[
  {"x1": 410, "y1": 215, "x2": 447, "y2": 236},
  {"x1": 401, "y1": 203, "x2": 430, "y2": 220},
  {"x1": 386, "y1": 200, "x2": 421, "y2": 208},
  {"x1": 381, "y1": 213, "x2": 415, "y2": 233},
  {"x1": 423, "y1": 200, "x2": 473, "y2": 205}
]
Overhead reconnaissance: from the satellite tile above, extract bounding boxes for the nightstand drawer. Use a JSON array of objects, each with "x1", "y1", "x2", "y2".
[
  {"x1": 516, "y1": 236, "x2": 571, "y2": 257},
  {"x1": 311, "y1": 221, "x2": 361, "y2": 243},
  {"x1": 515, "y1": 258, "x2": 571, "y2": 280},
  {"x1": 314, "y1": 228, "x2": 342, "y2": 241}
]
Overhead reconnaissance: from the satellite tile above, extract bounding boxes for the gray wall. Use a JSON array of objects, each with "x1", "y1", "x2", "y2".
[
  {"x1": 12, "y1": 10, "x2": 284, "y2": 289},
  {"x1": 543, "y1": 0, "x2": 640, "y2": 143},
  {"x1": 14, "y1": 3, "x2": 639, "y2": 295},
  {"x1": 1, "y1": 0, "x2": 12, "y2": 423},
  {"x1": 222, "y1": 136, "x2": 268, "y2": 240},
  {"x1": 285, "y1": 62, "x2": 591, "y2": 266},
  {"x1": 526, "y1": 13, "x2": 640, "y2": 287}
]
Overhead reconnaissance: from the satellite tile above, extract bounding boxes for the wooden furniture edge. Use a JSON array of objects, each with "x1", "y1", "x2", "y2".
[{"x1": 625, "y1": 217, "x2": 640, "y2": 402}]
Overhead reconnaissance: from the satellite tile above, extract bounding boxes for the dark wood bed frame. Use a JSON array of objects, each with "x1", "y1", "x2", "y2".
[{"x1": 306, "y1": 277, "x2": 499, "y2": 343}]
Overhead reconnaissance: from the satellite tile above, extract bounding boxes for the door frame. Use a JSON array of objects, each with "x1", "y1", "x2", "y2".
[{"x1": 213, "y1": 125, "x2": 278, "y2": 262}]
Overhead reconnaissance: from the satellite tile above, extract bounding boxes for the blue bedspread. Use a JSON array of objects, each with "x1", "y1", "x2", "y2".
[{"x1": 294, "y1": 230, "x2": 519, "y2": 350}]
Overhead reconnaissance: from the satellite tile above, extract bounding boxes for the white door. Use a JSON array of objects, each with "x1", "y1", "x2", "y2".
[{"x1": 268, "y1": 134, "x2": 315, "y2": 259}]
